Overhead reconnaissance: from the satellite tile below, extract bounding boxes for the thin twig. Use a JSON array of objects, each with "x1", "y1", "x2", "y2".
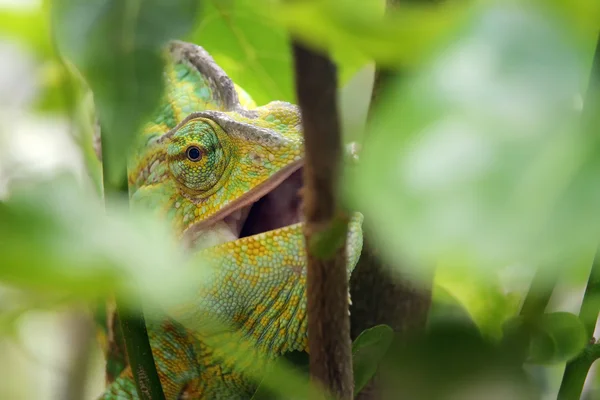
[
  {"x1": 578, "y1": 257, "x2": 600, "y2": 339},
  {"x1": 293, "y1": 42, "x2": 354, "y2": 399},
  {"x1": 558, "y1": 251, "x2": 600, "y2": 400},
  {"x1": 519, "y1": 267, "x2": 559, "y2": 319}
]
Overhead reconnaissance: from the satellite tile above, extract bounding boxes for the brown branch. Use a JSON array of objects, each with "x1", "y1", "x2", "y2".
[{"x1": 293, "y1": 42, "x2": 354, "y2": 399}]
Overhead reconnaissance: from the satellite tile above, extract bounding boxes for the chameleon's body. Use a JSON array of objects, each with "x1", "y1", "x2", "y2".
[{"x1": 98, "y1": 42, "x2": 363, "y2": 399}]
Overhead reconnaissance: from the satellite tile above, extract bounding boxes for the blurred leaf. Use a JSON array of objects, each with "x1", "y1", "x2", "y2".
[
  {"x1": 435, "y1": 265, "x2": 521, "y2": 339},
  {"x1": 350, "y1": 4, "x2": 599, "y2": 278},
  {"x1": 71, "y1": 83, "x2": 103, "y2": 195},
  {"x1": 277, "y1": 0, "x2": 465, "y2": 71},
  {"x1": 352, "y1": 324, "x2": 394, "y2": 394},
  {"x1": 308, "y1": 215, "x2": 348, "y2": 259},
  {"x1": 51, "y1": 0, "x2": 200, "y2": 187},
  {"x1": 250, "y1": 352, "x2": 310, "y2": 400},
  {"x1": 538, "y1": 0, "x2": 600, "y2": 40},
  {"x1": 428, "y1": 285, "x2": 479, "y2": 331},
  {"x1": 503, "y1": 312, "x2": 587, "y2": 365},
  {"x1": 0, "y1": 6, "x2": 52, "y2": 56},
  {"x1": 529, "y1": 312, "x2": 587, "y2": 364},
  {"x1": 190, "y1": 0, "x2": 385, "y2": 105},
  {"x1": 0, "y1": 175, "x2": 201, "y2": 308},
  {"x1": 339, "y1": 64, "x2": 374, "y2": 142},
  {"x1": 190, "y1": 0, "x2": 294, "y2": 105},
  {"x1": 0, "y1": 287, "x2": 68, "y2": 339},
  {"x1": 34, "y1": 59, "x2": 71, "y2": 113},
  {"x1": 527, "y1": 326, "x2": 557, "y2": 365},
  {"x1": 0, "y1": 2, "x2": 70, "y2": 113},
  {"x1": 386, "y1": 321, "x2": 536, "y2": 399}
]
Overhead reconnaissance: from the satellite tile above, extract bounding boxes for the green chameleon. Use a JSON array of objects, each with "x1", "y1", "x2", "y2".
[{"x1": 97, "y1": 41, "x2": 364, "y2": 399}]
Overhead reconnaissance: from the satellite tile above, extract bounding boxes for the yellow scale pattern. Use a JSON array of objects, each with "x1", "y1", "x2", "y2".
[{"x1": 167, "y1": 214, "x2": 363, "y2": 356}]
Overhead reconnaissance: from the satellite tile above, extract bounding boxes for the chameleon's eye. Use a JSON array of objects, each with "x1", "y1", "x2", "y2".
[
  {"x1": 186, "y1": 146, "x2": 202, "y2": 162},
  {"x1": 167, "y1": 118, "x2": 232, "y2": 194}
]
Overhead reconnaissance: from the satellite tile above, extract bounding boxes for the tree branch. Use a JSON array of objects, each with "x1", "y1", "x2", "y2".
[{"x1": 293, "y1": 42, "x2": 354, "y2": 399}]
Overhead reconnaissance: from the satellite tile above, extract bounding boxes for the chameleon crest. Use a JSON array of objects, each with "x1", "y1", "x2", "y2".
[{"x1": 128, "y1": 41, "x2": 304, "y2": 248}]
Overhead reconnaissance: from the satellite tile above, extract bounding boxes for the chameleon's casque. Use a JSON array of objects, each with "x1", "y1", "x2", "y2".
[{"x1": 99, "y1": 41, "x2": 363, "y2": 399}]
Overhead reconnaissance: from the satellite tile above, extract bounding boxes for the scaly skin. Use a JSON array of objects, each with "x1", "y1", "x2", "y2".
[{"x1": 98, "y1": 41, "x2": 363, "y2": 399}]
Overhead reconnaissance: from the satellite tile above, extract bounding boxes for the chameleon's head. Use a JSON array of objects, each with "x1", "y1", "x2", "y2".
[{"x1": 129, "y1": 42, "x2": 304, "y2": 248}]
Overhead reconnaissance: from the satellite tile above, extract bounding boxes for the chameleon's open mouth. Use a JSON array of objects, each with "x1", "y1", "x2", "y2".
[
  {"x1": 183, "y1": 161, "x2": 304, "y2": 248},
  {"x1": 238, "y1": 166, "x2": 304, "y2": 238}
]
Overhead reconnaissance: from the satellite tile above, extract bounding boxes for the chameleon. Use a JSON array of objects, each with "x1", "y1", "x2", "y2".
[{"x1": 98, "y1": 41, "x2": 364, "y2": 399}]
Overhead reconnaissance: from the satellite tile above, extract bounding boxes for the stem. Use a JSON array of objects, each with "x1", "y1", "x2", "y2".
[
  {"x1": 293, "y1": 42, "x2": 354, "y2": 399},
  {"x1": 580, "y1": 252, "x2": 600, "y2": 339},
  {"x1": 558, "y1": 253, "x2": 600, "y2": 400},
  {"x1": 558, "y1": 342, "x2": 600, "y2": 399},
  {"x1": 558, "y1": 31, "x2": 600, "y2": 400},
  {"x1": 101, "y1": 133, "x2": 165, "y2": 400},
  {"x1": 519, "y1": 267, "x2": 558, "y2": 319},
  {"x1": 117, "y1": 306, "x2": 164, "y2": 399}
]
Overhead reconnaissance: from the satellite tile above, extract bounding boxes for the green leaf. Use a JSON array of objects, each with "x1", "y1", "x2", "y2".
[
  {"x1": 502, "y1": 312, "x2": 588, "y2": 365},
  {"x1": 435, "y1": 266, "x2": 522, "y2": 339},
  {"x1": 428, "y1": 285, "x2": 479, "y2": 333},
  {"x1": 349, "y1": 3, "x2": 599, "y2": 277},
  {"x1": 277, "y1": 0, "x2": 464, "y2": 70},
  {"x1": 352, "y1": 324, "x2": 394, "y2": 394},
  {"x1": 189, "y1": 0, "x2": 293, "y2": 105},
  {"x1": 535, "y1": 0, "x2": 600, "y2": 41},
  {"x1": 189, "y1": 0, "x2": 380, "y2": 106},
  {"x1": 0, "y1": 5, "x2": 52, "y2": 57},
  {"x1": 308, "y1": 214, "x2": 349, "y2": 259},
  {"x1": 528, "y1": 312, "x2": 588, "y2": 364},
  {"x1": 51, "y1": 0, "x2": 200, "y2": 187},
  {"x1": 384, "y1": 321, "x2": 535, "y2": 398},
  {"x1": 339, "y1": 64, "x2": 374, "y2": 143}
]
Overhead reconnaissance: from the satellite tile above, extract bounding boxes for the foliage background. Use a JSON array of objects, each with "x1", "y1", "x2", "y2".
[{"x1": 2, "y1": 0, "x2": 600, "y2": 398}]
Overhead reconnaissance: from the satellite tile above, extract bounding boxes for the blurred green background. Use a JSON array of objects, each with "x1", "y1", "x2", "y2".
[{"x1": 2, "y1": 0, "x2": 600, "y2": 398}]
